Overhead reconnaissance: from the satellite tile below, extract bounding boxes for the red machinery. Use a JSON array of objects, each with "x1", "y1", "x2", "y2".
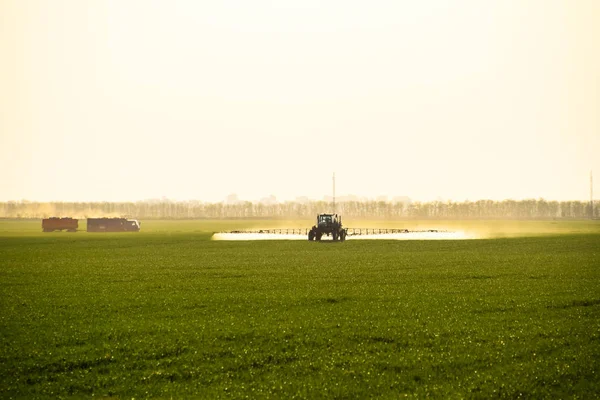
[{"x1": 42, "y1": 217, "x2": 78, "y2": 232}]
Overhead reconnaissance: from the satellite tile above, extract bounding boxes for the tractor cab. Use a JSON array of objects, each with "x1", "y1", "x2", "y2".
[
  {"x1": 310, "y1": 213, "x2": 346, "y2": 241},
  {"x1": 317, "y1": 213, "x2": 340, "y2": 228}
]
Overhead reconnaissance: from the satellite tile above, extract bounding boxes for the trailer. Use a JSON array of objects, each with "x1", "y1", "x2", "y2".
[
  {"x1": 87, "y1": 218, "x2": 141, "y2": 232},
  {"x1": 42, "y1": 217, "x2": 78, "y2": 232}
]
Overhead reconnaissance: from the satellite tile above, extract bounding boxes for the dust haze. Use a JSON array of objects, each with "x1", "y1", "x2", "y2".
[{"x1": 212, "y1": 230, "x2": 476, "y2": 241}]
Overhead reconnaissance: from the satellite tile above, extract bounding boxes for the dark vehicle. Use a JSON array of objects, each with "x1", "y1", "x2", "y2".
[
  {"x1": 308, "y1": 213, "x2": 347, "y2": 241},
  {"x1": 87, "y1": 218, "x2": 141, "y2": 232},
  {"x1": 42, "y1": 217, "x2": 78, "y2": 232}
]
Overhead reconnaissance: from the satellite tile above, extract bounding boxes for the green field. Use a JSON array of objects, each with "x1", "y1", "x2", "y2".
[{"x1": 1, "y1": 220, "x2": 599, "y2": 398}]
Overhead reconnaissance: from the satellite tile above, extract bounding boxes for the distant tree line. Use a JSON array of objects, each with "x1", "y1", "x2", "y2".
[{"x1": 0, "y1": 199, "x2": 597, "y2": 220}]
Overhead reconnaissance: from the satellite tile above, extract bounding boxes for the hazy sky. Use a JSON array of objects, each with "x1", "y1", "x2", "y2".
[{"x1": 1, "y1": 0, "x2": 598, "y2": 202}]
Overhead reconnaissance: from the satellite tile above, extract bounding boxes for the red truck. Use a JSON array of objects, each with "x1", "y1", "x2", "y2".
[{"x1": 42, "y1": 217, "x2": 78, "y2": 232}]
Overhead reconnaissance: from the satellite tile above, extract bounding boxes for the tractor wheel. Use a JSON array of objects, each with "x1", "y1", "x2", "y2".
[
  {"x1": 332, "y1": 231, "x2": 338, "y2": 241},
  {"x1": 316, "y1": 232, "x2": 323, "y2": 241},
  {"x1": 308, "y1": 230, "x2": 315, "y2": 241}
]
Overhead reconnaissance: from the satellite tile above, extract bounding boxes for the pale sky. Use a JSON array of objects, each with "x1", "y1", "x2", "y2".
[{"x1": 1, "y1": 0, "x2": 598, "y2": 202}]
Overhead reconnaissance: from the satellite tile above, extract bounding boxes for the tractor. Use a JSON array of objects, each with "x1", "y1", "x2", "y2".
[{"x1": 308, "y1": 213, "x2": 347, "y2": 241}]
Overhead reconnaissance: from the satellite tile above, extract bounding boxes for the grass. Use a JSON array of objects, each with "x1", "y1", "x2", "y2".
[
  {"x1": 3, "y1": 217, "x2": 600, "y2": 237},
  {"x1": 0, "y1": 219, "x2": 599, "y2": 398}
]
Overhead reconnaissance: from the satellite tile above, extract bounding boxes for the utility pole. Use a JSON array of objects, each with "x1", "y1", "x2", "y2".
[
  {"x1": 591, "y1": 170, "x2": 594, "y2": 219},
  {"x1": 332, "y1": 172, "x2": 336, "y2": 214}
]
